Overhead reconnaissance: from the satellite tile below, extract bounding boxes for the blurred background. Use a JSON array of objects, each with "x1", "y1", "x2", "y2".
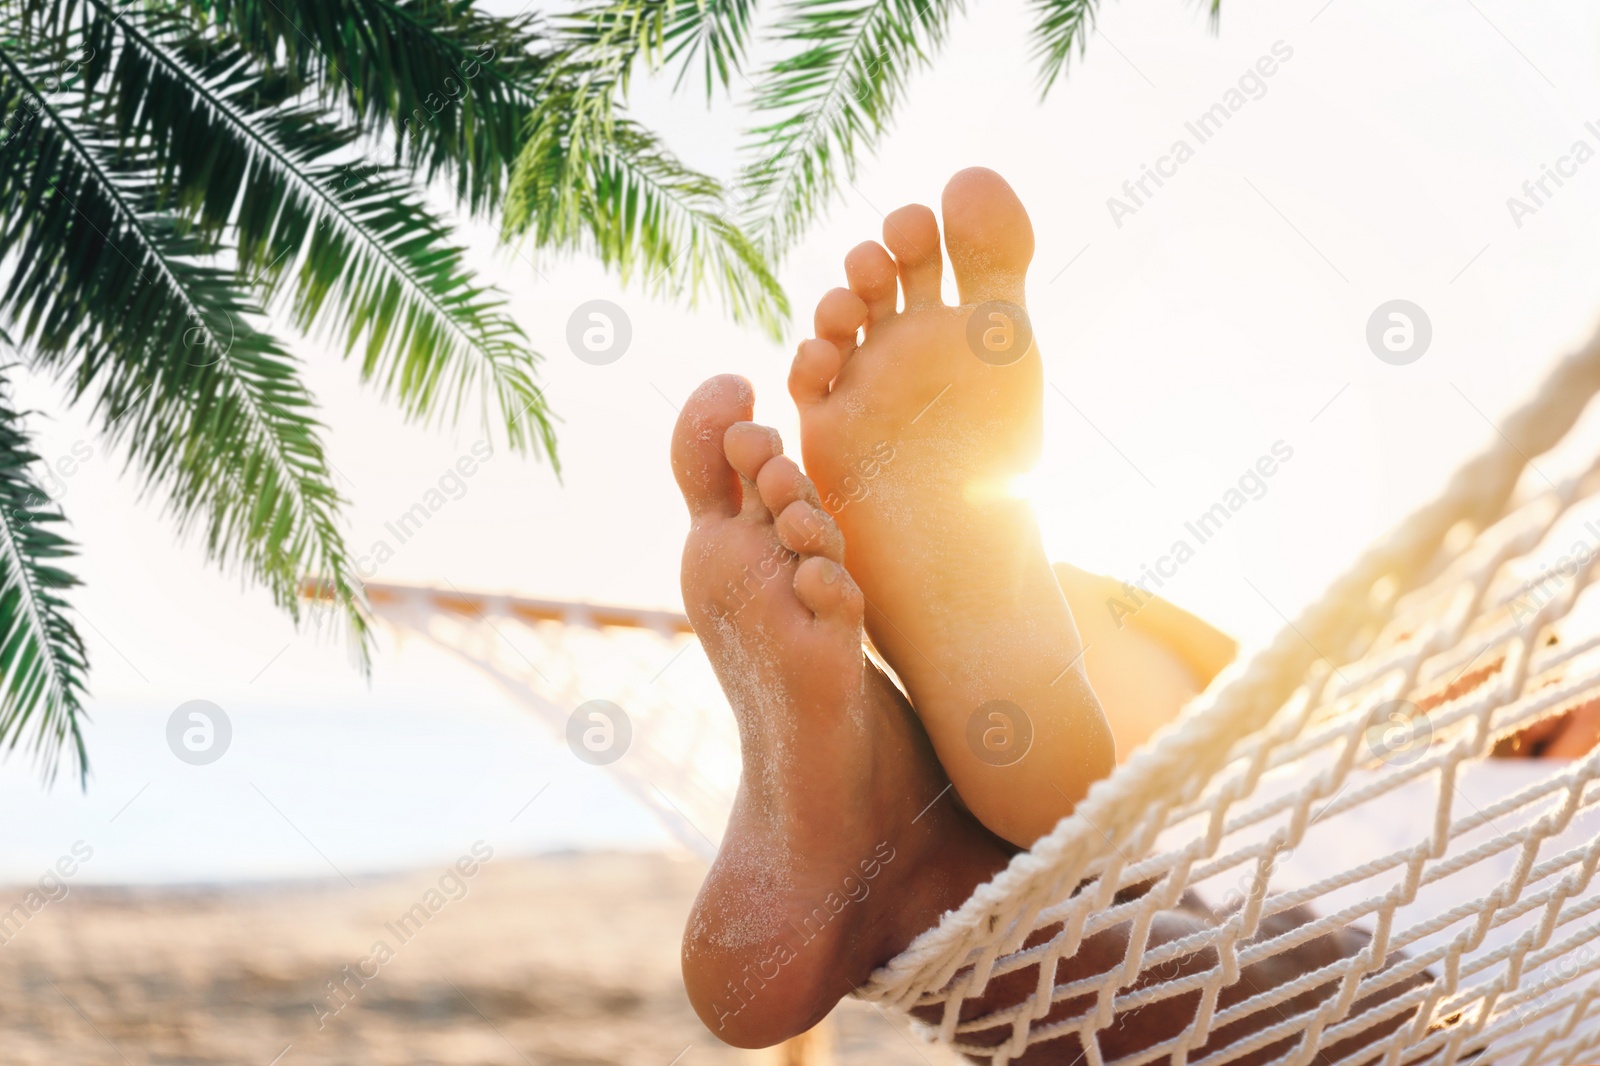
[{"x1": 6, "y1": 0, "x2": 1600, "y2": 1062}]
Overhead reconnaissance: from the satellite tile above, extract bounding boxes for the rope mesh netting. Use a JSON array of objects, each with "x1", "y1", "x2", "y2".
[
  {"x1": 860, "y1": 324, "x2": 1600, "y2": 1065},
  {"x1": 364, "y1": 587, "x2": 741, "y2": 861}
]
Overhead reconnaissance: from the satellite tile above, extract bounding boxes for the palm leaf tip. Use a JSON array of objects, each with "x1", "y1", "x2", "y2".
[
  {"x1": 506, "y1": 100, "x2": 788, "y2": 339},
  {"x1": 1029, "y1": 0, "x2": 1100, "y2": 95},
  {"x1": 0, "y1": 385, "x2": 89, "y2": 787},
  {"x1": 734, "y1": 0, "x2": 963, "y2": 256}
]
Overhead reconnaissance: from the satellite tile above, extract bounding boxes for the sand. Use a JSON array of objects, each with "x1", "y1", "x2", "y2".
[{"x1": 0, "y1": 850, "x2": 961, "y2": 1065}]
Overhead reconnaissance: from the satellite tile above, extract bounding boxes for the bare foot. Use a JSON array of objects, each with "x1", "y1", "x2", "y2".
[
  {"x1": 790, "y1": 167, "x2": 1114, "y2": 846},
  {"x1": 672, "y1": 385, "x2": 1423, "y2": 1062},
  {"x1": 671, "y1": 374, "x2": 1011, "y2": 1046}
]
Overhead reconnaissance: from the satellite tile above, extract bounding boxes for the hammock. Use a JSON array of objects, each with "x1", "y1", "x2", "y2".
[
  {"x1": 357, "y1": 582, "x2": 741, "y2": 862},
  {"x1": 857, "y1": 322, "x2": 1600, "y2": 1066}
]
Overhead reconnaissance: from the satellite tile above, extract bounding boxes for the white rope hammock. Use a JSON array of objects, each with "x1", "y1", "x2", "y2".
[
  {"x1": 859, "y1": 320, "x2": 1600, "y2": 1065},
  {"x1": 357, "y1": 583, "x2": 741, "y2": 861}
]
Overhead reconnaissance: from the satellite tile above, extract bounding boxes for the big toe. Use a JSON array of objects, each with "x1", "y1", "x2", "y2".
[
  {"x1": 941, "y1": 167, "x2": 1034, "y2": 306},
  {"x1": 672, "y1": 374, "x2": 754, "y2": 518}
]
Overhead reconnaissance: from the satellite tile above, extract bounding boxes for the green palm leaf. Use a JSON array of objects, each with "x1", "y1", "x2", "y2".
[
  {"x1": 183, "y1": 0, "x2": 786, "y2": 336},
  {"x1": 735, "y1": 0, "x2": 961, "y2": 255},
  {"x1": 558, "y1": 0, "x2": 759, "y2": 99},
  {"x1": 508, "y1": 90, "x2": 786, "y2": 336},
  {"x1": 0, "y1": 21, "x2": 370, "y2": 681},
  {"x1": 514, "y1": 0, "x2": 781, "y2": 332},
  {"x1": 81, "y1": 0, "x2": 554, "y2": 459},
  {"x1": 1030, "y1": 0, "x2": 1099, "y2": 94},
  {"x1": 511, "y1": 74, "x2": 788, "y2": 335},
  {"x1": 0, "y1": 370, "x2": 89, "y2": 786},
  {"x1": 175, "y1": 0, "x2": 555, "y2": 216}
]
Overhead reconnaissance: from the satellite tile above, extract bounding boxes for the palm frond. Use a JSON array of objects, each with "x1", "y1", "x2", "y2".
[
  {"x1": 508, "y1": 91, "x2": 787, "y2": 337},
  {"x1": 71, "y1": 1, "x2": 556, "y2": 461},
  {"x1": 735, "y1": 0, "x2": 961, "y2": 255},
  {"x1": 559, "y1": 0, "x2": 759, "y2": 99},
  {"x1": 174, "y1": 0, "x2": 557, "y2": 215},
  {"x1": 0, "y1": 22, "x2": 371, "y2": 663},
  {"x1": 1034, "y1": 0, "x2": 1223, "y2": 95},
  {"x1": 505, "y1": 54, "x2": 789, "y2": 334},
  {"x1": 179, "y1": 0, "x2": 784, "y2": 334},
  {"x1": 0, "y1": 371, "x2": 89, "y2": 787},
  {"x1": 662, "y1": 0, "x2": 760, "y2": 97},
  {"x1": 1030, "y1": 0, "x2": 1099, "y2": 94}
]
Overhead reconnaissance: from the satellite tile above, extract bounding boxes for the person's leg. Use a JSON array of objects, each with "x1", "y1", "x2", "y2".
[
  {"x1": 1054, "y1": 562, "x2": 1237, "y2": 758},
  {"x1": 672, "y1": 380, "x2": 1423, "y2": 1062}
]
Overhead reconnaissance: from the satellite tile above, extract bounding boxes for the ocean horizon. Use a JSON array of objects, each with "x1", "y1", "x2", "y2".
[{"x1": 0, "y1": 702, "x2": 676, "y2": 888}]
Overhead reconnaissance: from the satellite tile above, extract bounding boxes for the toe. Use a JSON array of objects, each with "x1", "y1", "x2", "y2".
[
  {"x1": 941, "y1": 167, "x2": 1033, "y2": 306},
  {"x1": 793, "y1": 555, "x2": 863, "y2": 625},
  {"x1": 672, "y1": 375, "x2": 754, "y2": 518},
  {"x1": 755, "y1": 455, "x2": 822, "y2": 523},
  {"x1": 814, "y1": 287, "x2": 868, "y2": 359},
  {"x1": 844, "y1": 240, "x2": 898, "y2": 325},
  {"x1": 882, "y1": 204, "x2": 943, "y2": 308},
  {"x1": 788, "y1": 338, "x2": 842, "y2": 408},
  {"x1": 776, "y1": 499, "x2": 845, "y2": 563},
  {"x1": 724, "y1": 421, "x2": 783, "y2": 484}
]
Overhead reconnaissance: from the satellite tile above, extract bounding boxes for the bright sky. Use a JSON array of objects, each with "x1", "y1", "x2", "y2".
[{"x1": 7, "y1": 0, "x2": 1600, "y2": 882}]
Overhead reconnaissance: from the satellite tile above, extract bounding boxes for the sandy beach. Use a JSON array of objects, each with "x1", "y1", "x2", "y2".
[{"x1": 1, "y1": 851, "x2": 958, "y2": 1065}]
